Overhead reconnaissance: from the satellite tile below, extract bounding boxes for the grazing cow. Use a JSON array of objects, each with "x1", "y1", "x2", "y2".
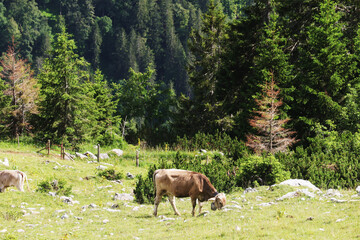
[
  {"x1": 0, "y1": 170, "x2": 29, "y2": 192},
  {"x1": 153, "y1": 169, "x2": 226, "y2": 216}
]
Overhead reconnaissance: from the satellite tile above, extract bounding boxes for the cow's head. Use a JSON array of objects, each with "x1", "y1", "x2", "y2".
[{"x1": 210, "y1": 193, "x2": 226, "y2": 210}]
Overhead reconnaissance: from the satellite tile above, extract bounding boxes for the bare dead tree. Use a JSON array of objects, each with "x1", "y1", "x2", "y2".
[{"x1": 246, "y1": 72, "x2": 297, "y2": 154}]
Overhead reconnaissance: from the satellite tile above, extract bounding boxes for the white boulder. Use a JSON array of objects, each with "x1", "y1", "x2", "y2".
[{"x1": 279, "y1": 179, "x2": 320, "y2": 191}]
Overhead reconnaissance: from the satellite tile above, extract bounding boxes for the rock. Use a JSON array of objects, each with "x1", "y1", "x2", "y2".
[
  {"x1": 0, "y1": 229, "x2": 7, "y2": 233},
  {"x1": 48, "y1": 192, "x2": 56, "y2": 197},
  {"x1": 197, "y1": 211, "x2": 209, "y2": 217},
  {"x1": 0, "y1": 158, "x2": 9, "y2": 167},
  {"x1": 257, "y1": 202, "x2": 275, "y2": 207},
  {"x1": 111, "y1": 149, "x2": 124, "y2": 156},
  {"x1": 88, "y1": 203, "x2": 97, "y2": 208},
  {"x1": 60, "y1": 196, "x2": 78, "y2": 205},
  {"x1": 84, "y1": 151, "x2": 97, "y2": 159},
  {"x1": 111, "y1": 204, "x2": 119, "y2": 209},
  {"x1": 356, "y1": 186, "x2": 360, "y2": 195},
  {"x1": 103, "y1": 219, "x2": 109, "y2": 224},
  {"x1": 127, "y1": 172, "x2": 135, "y2": 179},
  {"x1": 113, "y1": 193, "x2": 134, "y2": 201},
  {"x1": 243, "y1": 187, "x2": 257, "y2": 194},
  {"x1": 279, "y1": 179, "x2": 320, "y2": 191},
  {"x1": 277, "y1": 189, "x2": 316, "y2": 201},
  {"x1": 100, "y1": 153, "x2": 110, "y2": 159},
  {"x1": 200, "y1": 149, "x2": 207, "y2": 153},
  {"x1": 307, "y1": 217, "x2": 314, "y2": 221},
  {"x1": 96, "y1": 165, "x2": 108, "y2": 170},
  {"x1": 61, "y1": 213, "x2": 69, "y2": 219},
  {"x1": 17, "y1": 229, "x2": 25, "y2": 233},
  {"x1": 325, "y1": 189, "x2": 343, "y2": 198},
  {"x1": 75, "y1": 152, "x2": 88, "y2": 159},
  {"x1": 331, "y1": 198, "x2": 347, "y2": 203}
]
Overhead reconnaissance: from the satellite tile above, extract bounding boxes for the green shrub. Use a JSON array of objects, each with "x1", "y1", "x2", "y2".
[
  {"x1": 37, "y1": 178, "x2": 72, "y2": 196},
  {"x1": 236, "y1": 155, "x2": 291, "y2": 188},
  {"x1": 277, "y1": 130, "x2": 360, "y2": 189},
  {"x1": 134, "y1": 151, "x2": 238, "y2": 203},
  {"x1": 97, "y1": 169, "x2": 124, "y2": 180}
]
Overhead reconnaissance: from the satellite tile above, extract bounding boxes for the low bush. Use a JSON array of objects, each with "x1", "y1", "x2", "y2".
[
  {"x1": 36, "y1": 178, "x2": 72, "y2": 196},
  {"x1": 97, "y1": 169, "x2": 124, "y2": 180},
  {"x1": 277, "y1": 130, "x2": 360, "y2": 189},
  {"x1": 236, "y1": 155, "x2": 291, "y2": 188}
]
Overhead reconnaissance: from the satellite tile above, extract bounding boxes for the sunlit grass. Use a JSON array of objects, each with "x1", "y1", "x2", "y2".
[{"x1": 0, "y1": 142, "x2": 359, "y2": 239}]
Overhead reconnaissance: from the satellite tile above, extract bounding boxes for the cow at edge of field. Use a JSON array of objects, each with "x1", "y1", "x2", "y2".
[
  {"x1": 0, "y1": 170, "x2": 29, "y2": 192},
  {"x1": 153, "y1": 169, "x2": 226, "y2": 216}
]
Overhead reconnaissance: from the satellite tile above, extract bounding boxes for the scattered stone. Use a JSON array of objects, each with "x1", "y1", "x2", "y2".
[
  {"x1": 84, "y1": 151, "x2": 97, "y2": 159},
  {"x1": 100, "y1": 153, "x2": 110, "y2": 159},
  {"x1": 75, "y1": 152, "x2": 88, "y2": 159},
  {"x1": 336, "y1": 218, "x2": 345, "y2": 223},
  {"x1": 61, "y1": 214, "x2": 69, "y2": 219},
  {"x1": 325, "y1": 189, "x2": 343, "y2": 198},
  {"x1": 103, "y1": 219, "x2": 109, "y2": 224},
  {"x1": 132, "y1": 206, "x2": 139, "y2": 211},
  {"x1": 111, "y1": 180, "x2": 123, "y2": 185},
  {"x1": 330, "y1": 198, "x2": 347, "y2": 203},
  {"x1": 104, "y1": 208, "x2": 121, "y2": 213},
  {"x1": 356, "y1": 186, "x2": 360, "y2": 195},
  {"x1": 200, "y1": 149, "x2": 207, "y2": 154},
  {"x1": 257, "y1": 202, "x2": 275, "y2": 207},
  {"x1": 0, "y1": 229, "x2": 7, "y2": 233},
  {"x1": 0, "y1": 158, "x2": 9, "y2": 167},
  {"x1": 235, "y1": 226, "x2": 241, "y2": 231},
  {"x1": 279, "y1": 179, "x2": 320, "y2": 191},
  {"x1": 111, "y1": 204, "x2": 119, "y2": 209},
  {"x1": 307, "y1": 217, "x2": 314, "y2": 221},
  {"x1": 126, "y1": 172, "x2": 135, "y2": 179},
  {"x1": 60, "y1": 196, "x2": 79, "y2": 205},
  {"x1": 243, "y1": 187, "x2": 257, "y2": 194},
  {"x1": 17, "y1": 229, "x2": 25, "y2": 233},
  {"x1": 96, "y1": 165, "x2": 108, "y2": 170},
  {"x1": 98, "y1": 185, "x2": 112, "y2": 190},
  {"x1": 75, "y1": 216, "x2": 83, "y2": 220},
  {"x1": 111, "y1": 149, "x2": 124, "y2": 156},
  {"x1": 198, "y1": 211, "x2": 209, "y2": 217},
  {"x1": 276, "y1": 189, "x2": 316, "y2": 201},
  {"x1": 159, "y1": 215, "x2": 175, "y2": 222},
  {"x1": 89, "y1": 203, "x2": 97, "y2": 208},
  {"x1": 114, "y1": 193, "x2": 134, "y2": 201}
]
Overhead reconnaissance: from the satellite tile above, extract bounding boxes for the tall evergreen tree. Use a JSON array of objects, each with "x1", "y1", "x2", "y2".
[
  {"x1": 293, "y1": 0, "x2": 356, "y2": 138},
  {"x1": 37, "y1": 26, "x2": 95, "y2": 145},
  {"x1": 177, "y1": 0, "x2": 227, "y2": 136},
  {"x1": 86, "y1": 69, "x2": 122, "y2": 146}
]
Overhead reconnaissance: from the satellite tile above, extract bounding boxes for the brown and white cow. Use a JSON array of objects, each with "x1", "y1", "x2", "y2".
[
  {"x1": 153, "y1": 169, "x2": 226, "y2": 216},
  {"x1": 0, "y1": 170, "x2": 29, "y2": 192}
]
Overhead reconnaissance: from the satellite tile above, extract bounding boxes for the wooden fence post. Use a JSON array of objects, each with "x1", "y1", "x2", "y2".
[
  {"x1": 47, "y1": 140, "x2": 50, "y2": 156},
  {"x1": 136, "y1": 150, "x2": 139, "y2": 167},
  {"x1": 97, "y1": 144, "x2": 100, "y2": 162}
]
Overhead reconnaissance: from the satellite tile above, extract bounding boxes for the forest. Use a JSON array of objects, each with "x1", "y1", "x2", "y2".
[{"x1": 1, "y1": 0, "x2": 360, "y2": 189}]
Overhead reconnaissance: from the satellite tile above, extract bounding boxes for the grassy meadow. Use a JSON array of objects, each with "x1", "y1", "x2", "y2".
[{"x1": 0, "y1": 142, "x2": 359, "y2": 240}]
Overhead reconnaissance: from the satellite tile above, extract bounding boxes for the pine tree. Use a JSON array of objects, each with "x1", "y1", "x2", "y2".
[
  {"x1": 246, "y1": 72, "x2": 297, "y2": 154},
  {"x1": 294, "y1": 0, "x2": 355, "y2": 133},
  {"x1": 86, "y1": 69, "x2": 121, "y2": 146},
  {"x1": 37, "y1": 26, "x2": 95, "y2": 145},
  {"x1": 0, "y1": 40, "x2": 39, "y2": 137}
]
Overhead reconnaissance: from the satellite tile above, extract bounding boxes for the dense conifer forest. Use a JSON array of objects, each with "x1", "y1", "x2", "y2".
[{"x1": 1, "y1": 0, "x2": 360, "y2": 159}]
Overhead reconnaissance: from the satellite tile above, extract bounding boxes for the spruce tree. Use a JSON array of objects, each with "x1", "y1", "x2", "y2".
[{"x1": 37, "y1": 26, "x2": 95, "y2": 145}]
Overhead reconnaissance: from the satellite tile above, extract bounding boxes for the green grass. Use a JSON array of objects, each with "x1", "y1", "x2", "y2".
[{"x1": 0, "y1": 144, "x2": 359, "y2": 239}]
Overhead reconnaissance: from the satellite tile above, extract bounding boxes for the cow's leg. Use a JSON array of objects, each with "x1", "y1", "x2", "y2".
[
  {"x1": 168, "y1": 195, "x2": 181, "y2": 216},
  {"x1": 191, "y1": 197, "x2": 197, "y2": 216},
  {"x1": 153, "y1": 193, "x2": 163, "y2": 216},
  {"x1": 198, "y1": 201, "x2": 203, "y2": 214}
]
